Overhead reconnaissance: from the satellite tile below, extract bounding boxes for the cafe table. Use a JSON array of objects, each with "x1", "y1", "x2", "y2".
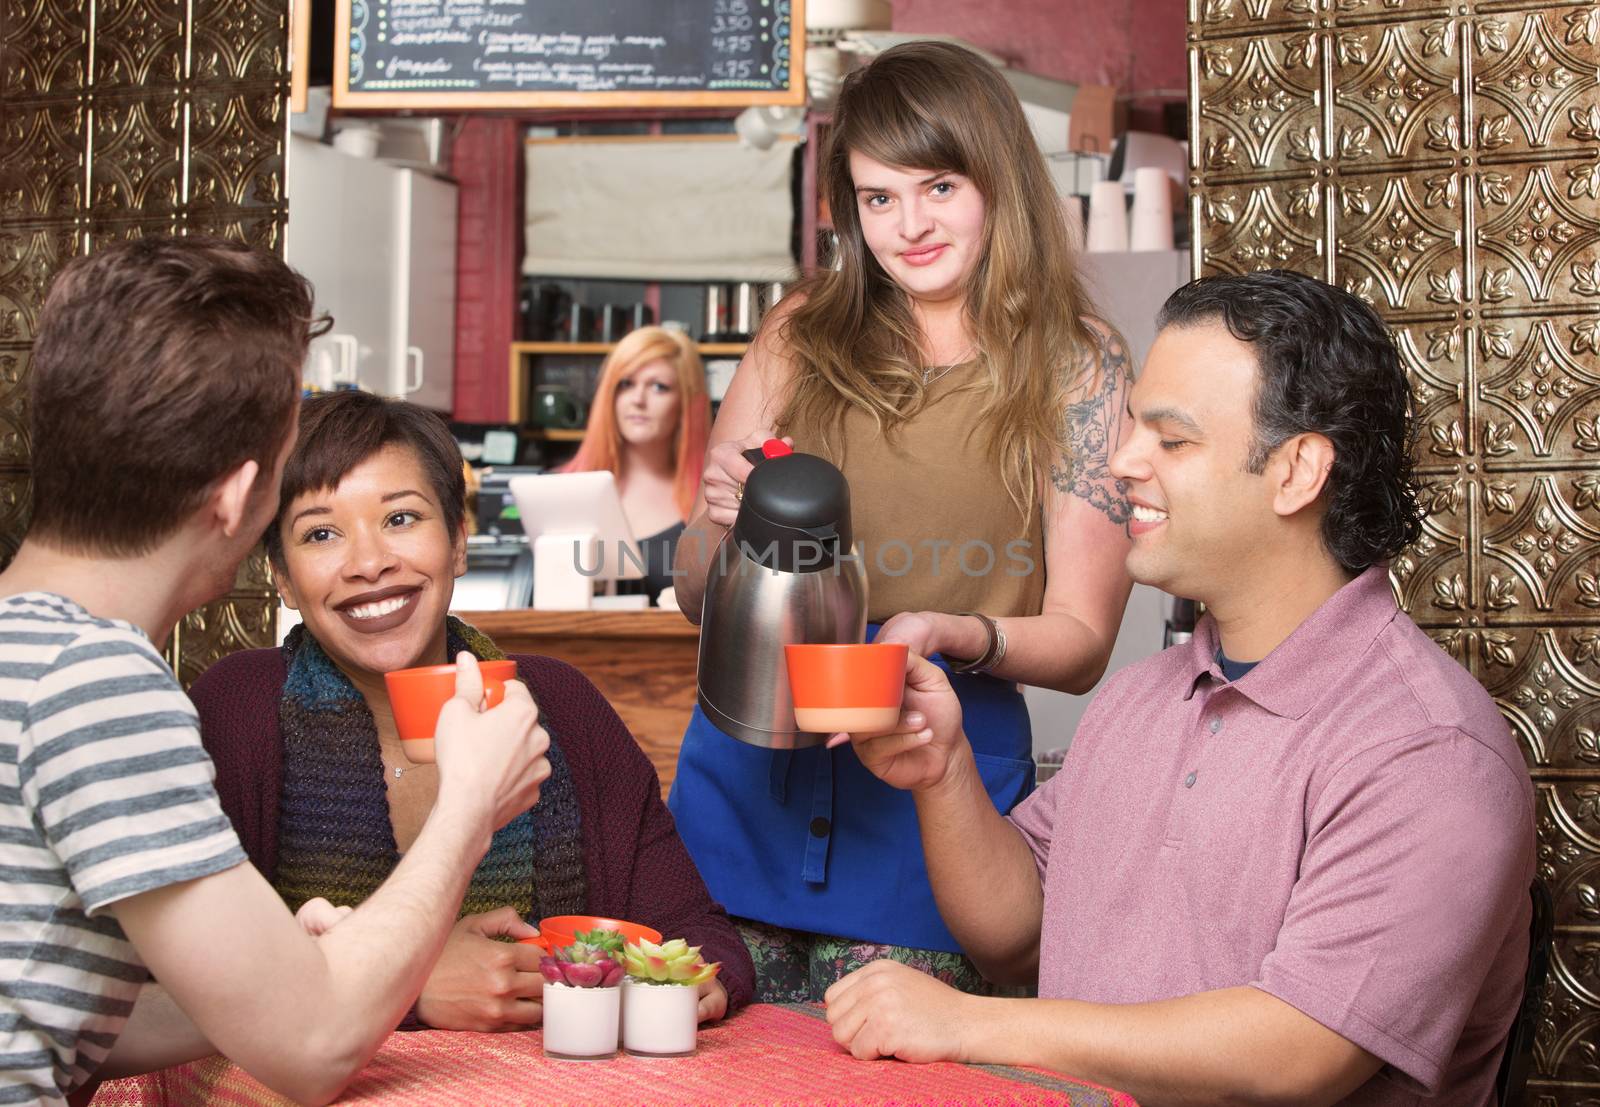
[{"x1": 91, "y1": 1002, "x2": 1138, "y2": 1106}]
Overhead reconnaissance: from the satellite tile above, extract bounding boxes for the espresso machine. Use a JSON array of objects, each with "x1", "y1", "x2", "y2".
[{"x1": 696, "y1": 440, "x2": 868, "y2": 748}]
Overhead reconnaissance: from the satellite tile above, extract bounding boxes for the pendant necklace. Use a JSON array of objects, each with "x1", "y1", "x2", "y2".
[
  {"x1": 922, "y1": 342, "x2": 979, "y2": 386},
  {"x1": 387, "y1": 757, "x2": 430, "y2": 780}
]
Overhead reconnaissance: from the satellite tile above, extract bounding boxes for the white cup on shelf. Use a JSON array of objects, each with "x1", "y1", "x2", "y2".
[
  {"x1": 1130, "y1": 168, "x2": 1176, "y2": 252},
  {"x1": 1087, "y1": 180, "x2": 1129, "y2": 253},
  {"x1": 332, "y1": 124, "x2": 379, "y2": 158}
]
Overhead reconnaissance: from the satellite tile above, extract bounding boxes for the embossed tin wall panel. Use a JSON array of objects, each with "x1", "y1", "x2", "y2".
[
  {"x1": 1192, "y1": 0, "x2": 1600, "y2": 1098},
  {"x1": 0, "y1": 0, "x2": 290, "y2": 682}
]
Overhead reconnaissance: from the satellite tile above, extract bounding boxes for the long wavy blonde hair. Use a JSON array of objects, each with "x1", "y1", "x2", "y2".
[{"x1": 777, "y1": 41, "x2": 1100, "y2": 521}]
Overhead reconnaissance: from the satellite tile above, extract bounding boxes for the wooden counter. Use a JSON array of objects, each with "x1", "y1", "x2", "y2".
[{"x1": 459, "y1": 609, "x2": 698, "y2": 797}]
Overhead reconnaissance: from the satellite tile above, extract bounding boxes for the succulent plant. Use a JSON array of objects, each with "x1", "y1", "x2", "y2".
[
  {"x1": 572, "y1": 927, "x2": 625, "y2": 955},
  {"x1": 539, "y1": 939, "x2": 624, "y2": 988},
  {"x1": 623, "y1": 938, "x2": 721, "y2": 987}
]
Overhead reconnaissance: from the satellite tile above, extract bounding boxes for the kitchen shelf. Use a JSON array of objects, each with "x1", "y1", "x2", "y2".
[
  {"x1": 508, "y1": 339, "x2": 748, "y2": 423},
  {"x1": 516, "y1": 342, "x2": 617, "y2": 355}
]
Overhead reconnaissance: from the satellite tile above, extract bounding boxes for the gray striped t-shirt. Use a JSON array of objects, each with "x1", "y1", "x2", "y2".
[{"x1": 0, "y1": 592, "x2": 245, "y2": 1105}]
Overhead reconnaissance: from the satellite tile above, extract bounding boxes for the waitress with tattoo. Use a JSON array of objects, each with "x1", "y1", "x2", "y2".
[{"x1": 667, "y1": 42, "x2": 1137, "y2": 1003}]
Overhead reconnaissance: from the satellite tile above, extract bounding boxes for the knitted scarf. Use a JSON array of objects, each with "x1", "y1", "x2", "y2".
[{"x1": 273, "y1": 616, "x2": 587, "y2": 923}]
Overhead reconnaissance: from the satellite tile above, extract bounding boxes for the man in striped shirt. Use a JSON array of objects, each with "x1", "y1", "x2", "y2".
[{"x1": 1, "y1": 237, "x2": 552, "y2": 1106}]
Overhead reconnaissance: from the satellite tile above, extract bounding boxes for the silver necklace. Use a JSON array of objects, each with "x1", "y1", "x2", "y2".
[{"x1": 922, "y1": 343, "x2": 978, "y2": 386}]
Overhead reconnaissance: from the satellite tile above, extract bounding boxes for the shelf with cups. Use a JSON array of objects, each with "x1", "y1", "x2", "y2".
[{"x1": 507, "y1": 340, "x2": 749, "y2": 427}]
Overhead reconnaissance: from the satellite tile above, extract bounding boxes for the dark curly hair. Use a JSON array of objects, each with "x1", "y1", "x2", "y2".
[{"x1": 1156, "y1": 270, "x2": 1422, "y2": 574}]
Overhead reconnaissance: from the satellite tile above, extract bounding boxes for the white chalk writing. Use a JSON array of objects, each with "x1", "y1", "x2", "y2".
[{"x1": 352, "y1": 1, "x2": 782, "y2": 94}]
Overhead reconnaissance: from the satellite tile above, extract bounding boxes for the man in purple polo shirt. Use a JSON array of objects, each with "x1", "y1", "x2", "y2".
[{"x1": 826, "y1": 270, "x2": 1535, "y2": 1105}]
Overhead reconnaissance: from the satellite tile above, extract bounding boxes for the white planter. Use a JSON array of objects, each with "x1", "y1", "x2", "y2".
[
  {"x1": 621, "y1": 977, "x2": 699, "y2": 1058},
  {"x1": 542, "y1": 982, "x2": 620, "y2": 1060}
]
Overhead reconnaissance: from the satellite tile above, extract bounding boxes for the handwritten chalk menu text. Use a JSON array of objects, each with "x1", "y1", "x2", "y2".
[{"x1": 334, "y1": 0, "x2": 804, "y2": 108}]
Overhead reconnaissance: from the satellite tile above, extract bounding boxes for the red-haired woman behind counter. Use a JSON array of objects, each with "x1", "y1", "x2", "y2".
[{"x1": 560, "y1": 325, "x2": 711, "y2": 607}]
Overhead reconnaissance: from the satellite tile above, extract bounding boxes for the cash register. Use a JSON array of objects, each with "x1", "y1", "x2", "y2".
[{"x1": 451, "y1": 466, "x2": 539, "y2": 611}]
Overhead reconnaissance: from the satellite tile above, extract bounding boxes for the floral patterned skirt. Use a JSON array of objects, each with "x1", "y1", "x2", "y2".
[{"x1": 735, "y1": 916, "x2": 1034, "y2": 1003}]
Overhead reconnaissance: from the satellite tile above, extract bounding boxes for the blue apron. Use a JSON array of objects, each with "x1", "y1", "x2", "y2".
[{"x1": 668, "y1": 626, "x2": 1034, "y2": 952}]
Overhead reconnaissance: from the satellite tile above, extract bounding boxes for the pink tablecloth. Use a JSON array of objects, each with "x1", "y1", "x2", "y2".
[{"x1": 92, "y1": 1002, "x2": 1138, "y2": 1106}]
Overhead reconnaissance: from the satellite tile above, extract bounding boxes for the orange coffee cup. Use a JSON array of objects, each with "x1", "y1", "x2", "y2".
[
  {"x1": 517, "y1": 914, "x2": 664, "y2": 953},
  {"x1": 784, "y1": 643, "x2": 909, "y2": 735},
  {"x1": 521, "y1": 915, "x2": 665, "y2": 953},
  {"x1": 383, "y1": 658, "x2": 519, "y2": 764}
]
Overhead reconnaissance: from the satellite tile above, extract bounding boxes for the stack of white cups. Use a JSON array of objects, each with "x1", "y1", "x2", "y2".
[
  {"x1": 1087, "y1": 180, "x2": 1128, "y2": 253},
  {"x1": 1130, "y1": 167, "x2": 1176, "y2": 251}
]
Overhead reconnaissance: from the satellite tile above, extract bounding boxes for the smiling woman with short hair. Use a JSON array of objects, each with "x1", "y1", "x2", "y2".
[{"x1": 190, "y1": 390, "x2": 753, "y2": 1032}]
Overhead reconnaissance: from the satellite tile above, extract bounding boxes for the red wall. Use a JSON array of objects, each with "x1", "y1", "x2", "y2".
[
  {"x1": 451, "y1": 118, "x2": 522, "y2": 424},
  {"x1": 1131, "y1": 0, "x2": 1188, "y2": 102},
  {"x1": 890, "y1": 0, "x2": 1185, "y2": 107}
]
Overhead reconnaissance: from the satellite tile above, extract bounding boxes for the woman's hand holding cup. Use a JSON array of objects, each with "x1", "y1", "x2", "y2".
[
  {"x1": 430, "y1": 653, "x2": 552, "y2": 832},
  {"x1": 386, "y1": 658, "x2": 518, "y2": 765},
  {"x1": 416, "y1": 907, "x2": 547, "y2": 1032}
]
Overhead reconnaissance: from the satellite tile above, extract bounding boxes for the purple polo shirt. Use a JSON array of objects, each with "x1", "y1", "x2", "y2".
[{"x1": 1008, "y1": 567, "x2": 1534, "y2": 1105}]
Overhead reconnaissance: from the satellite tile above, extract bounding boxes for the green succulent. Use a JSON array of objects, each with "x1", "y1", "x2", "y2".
[
  {"x1": 623, "y1": 937, "x2": 721, "y2": 986},
  {"x1": 572, "y1": 927, "x2": 625, "y2": 955}
]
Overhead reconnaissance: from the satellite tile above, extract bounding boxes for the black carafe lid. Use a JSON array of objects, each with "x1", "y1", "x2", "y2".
[{"x1": 733, "y1": 439, "x2": 853, "y2": 574}]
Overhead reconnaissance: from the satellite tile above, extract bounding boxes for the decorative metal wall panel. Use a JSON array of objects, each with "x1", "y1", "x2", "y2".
[
  {"x1": 1192, "y1": 0, "x2": 1600, "y2": 1099},
  {"x1": 0, "y1": 0, "x2": 290, "y2": 683}
]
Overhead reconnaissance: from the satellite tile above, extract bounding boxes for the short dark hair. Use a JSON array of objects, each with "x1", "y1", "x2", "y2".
[
  {"x1": 265, "y1": 391, "x2": 465, "y2": 567},
  {"x1": 1156, "y1": 270, "x2": 1422, "y2": 573},
  {"x1": 29, "y1": 235, "x2": 321, "y2": 556}
]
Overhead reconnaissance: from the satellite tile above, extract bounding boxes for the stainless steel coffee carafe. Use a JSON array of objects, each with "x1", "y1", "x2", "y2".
[{"x1": 696, "y1": 440, "x2": 868, "y2": 748}]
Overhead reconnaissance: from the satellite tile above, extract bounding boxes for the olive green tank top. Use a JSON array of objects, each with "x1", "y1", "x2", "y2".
[{"x1": 788, "y1": 363, "x2": 1047, "y2": 623}]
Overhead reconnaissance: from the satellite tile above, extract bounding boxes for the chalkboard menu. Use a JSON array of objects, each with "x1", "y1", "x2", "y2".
[{"x1": 334, "y1": 0, "x2": 804, "y2": 109}]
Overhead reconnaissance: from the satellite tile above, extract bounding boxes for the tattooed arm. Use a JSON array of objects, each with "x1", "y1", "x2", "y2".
[
  {"x1": 1048, "y1": 323, "x2": 1135, "y2": 530},
  {"x1": 878, "y1": 320, "x2": 1136, "y2": 694}
]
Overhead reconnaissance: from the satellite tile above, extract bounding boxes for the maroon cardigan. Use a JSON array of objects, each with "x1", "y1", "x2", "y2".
[{"x1": 190, "y1": 648, "x2": 754, "y2": 1012}]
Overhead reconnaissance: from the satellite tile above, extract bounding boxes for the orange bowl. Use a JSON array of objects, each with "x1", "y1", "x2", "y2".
[
  {"x1": 784, "y1": 643, "x2": 908, "y2": 734},
  {"x1": 383, "y1": 659, "x2": 518, "y2": 757},
  {"x1": 525, "y1": 915, "x2": 663, "y2": 952}
]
